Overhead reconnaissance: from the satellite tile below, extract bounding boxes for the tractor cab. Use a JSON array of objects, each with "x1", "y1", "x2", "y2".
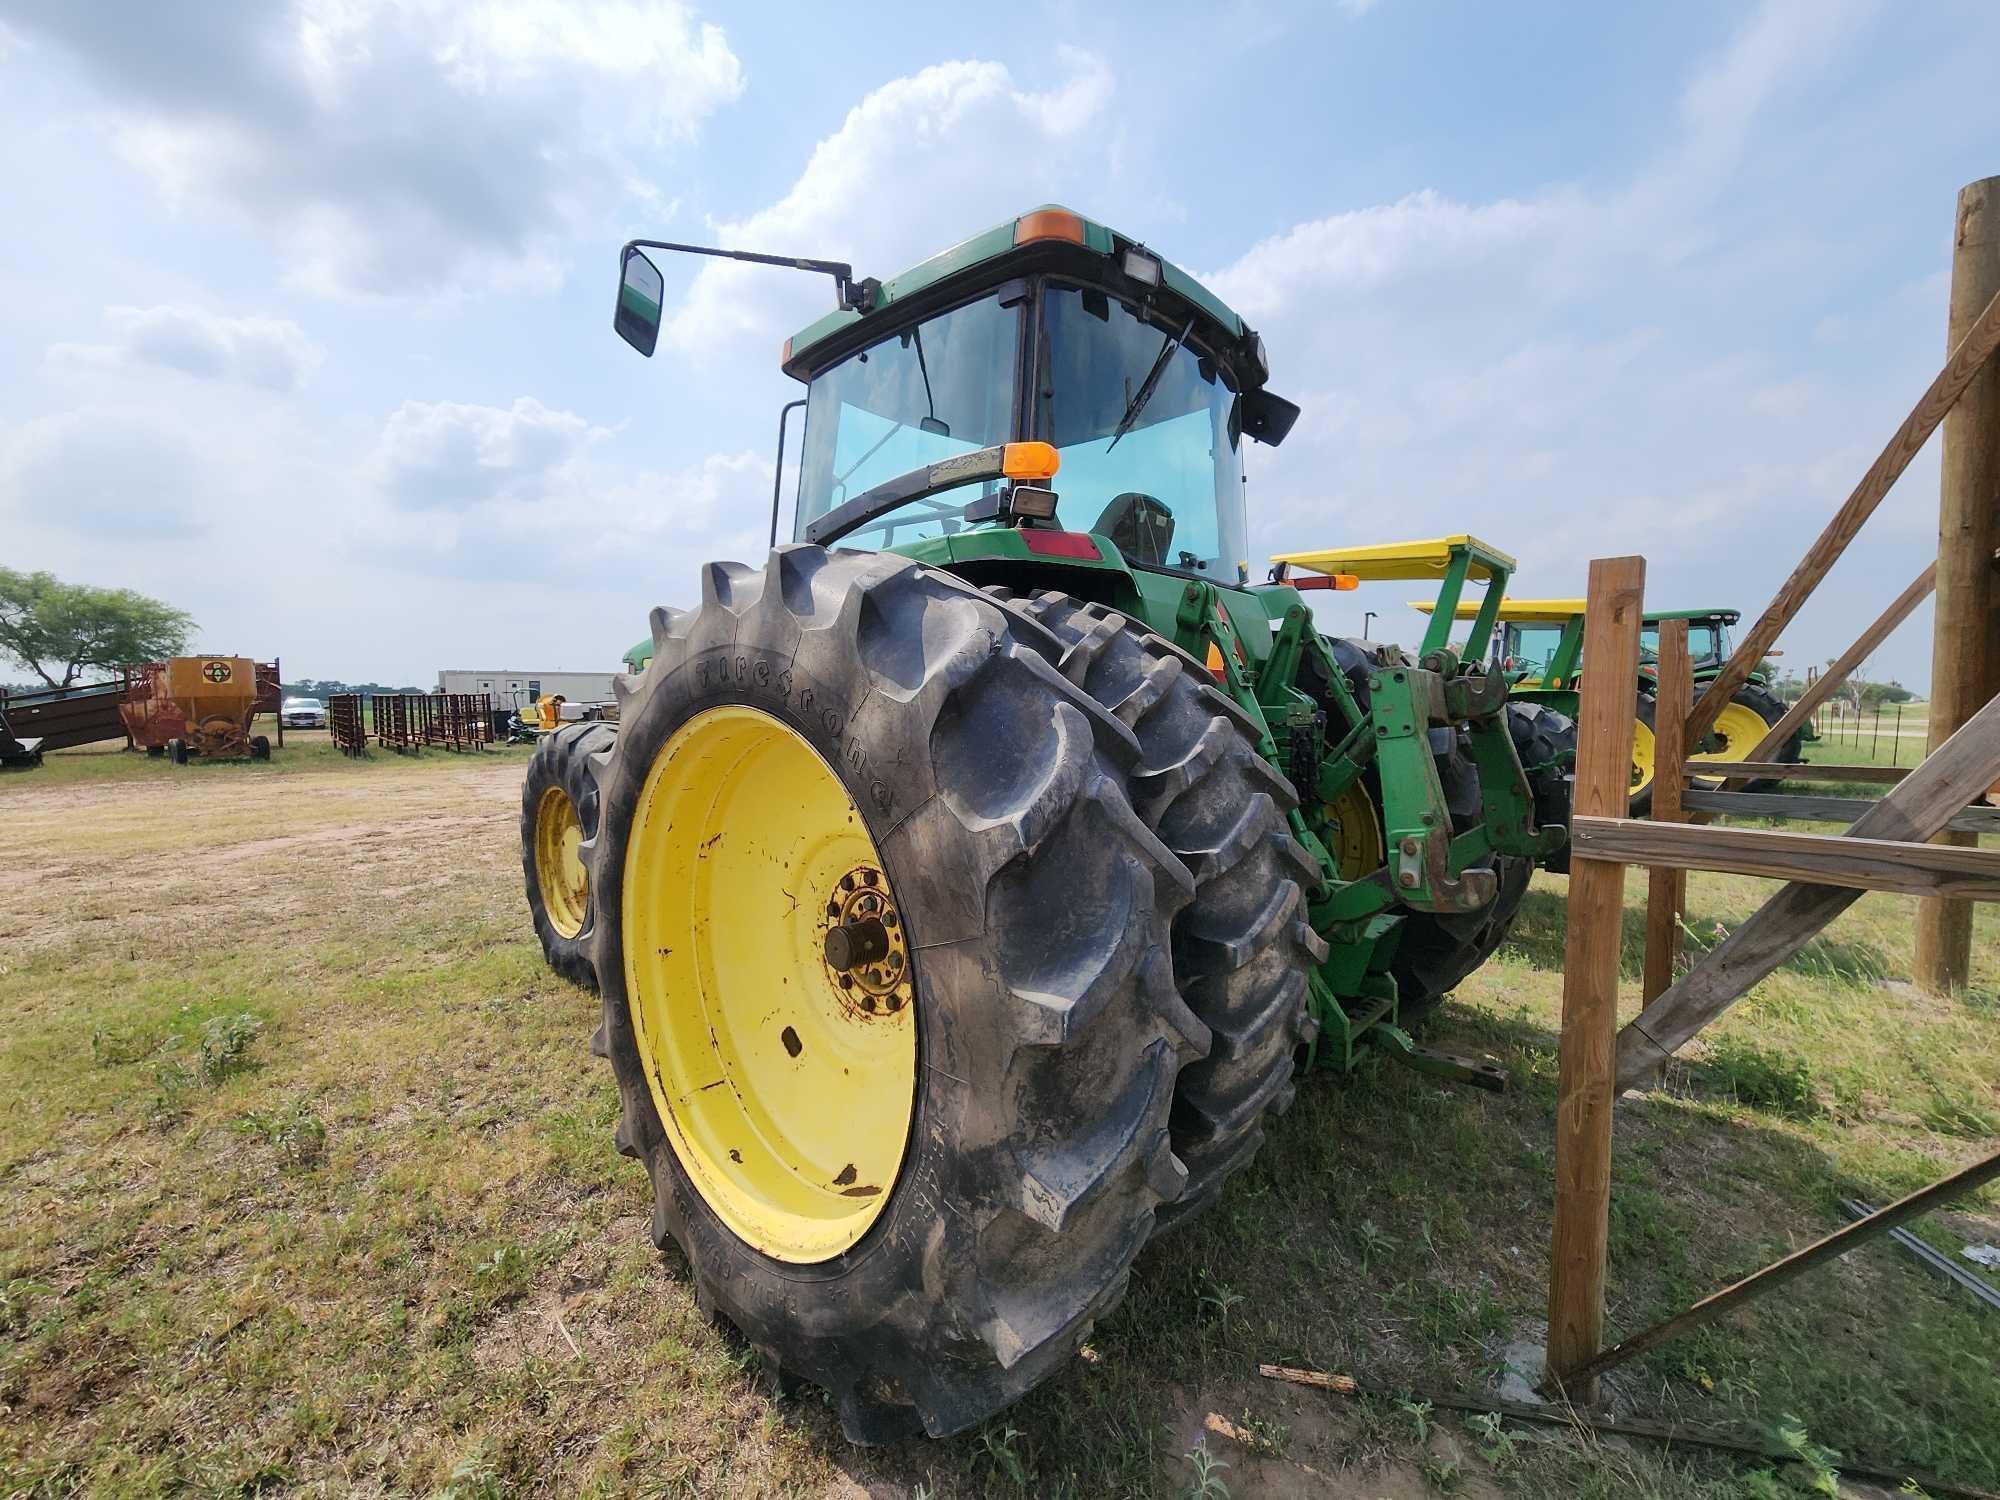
[
  {"x1": 1411, "y1": 600, "x2": 1744, "y2": 690},
  {"x1": 616, "y1": 207, "x2": 1297, "y2": 595},
  {"x1": 1638, "y1": 609, "x2": 1736, "y2": 676}
]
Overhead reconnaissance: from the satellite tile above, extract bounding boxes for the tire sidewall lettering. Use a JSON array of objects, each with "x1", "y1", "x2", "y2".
[{"x1": 673, "y1": 648, "x2": 888, "y2": 824}]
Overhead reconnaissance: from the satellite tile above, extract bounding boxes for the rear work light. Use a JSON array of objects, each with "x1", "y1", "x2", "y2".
[{"x1": 1122, "y1": 249, "x2": 1162, "y2": 287}]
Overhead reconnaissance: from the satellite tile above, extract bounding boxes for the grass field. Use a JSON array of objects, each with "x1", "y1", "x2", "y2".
[{"x1": 2, "y1": 740, "x2": 1995, "y2": 1498}]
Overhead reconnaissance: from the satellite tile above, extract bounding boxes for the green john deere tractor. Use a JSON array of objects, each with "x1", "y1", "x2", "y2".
[
  {"x1": 1415, "y1": 596, "x2": 1805, "y2": 820},
  {"x1": 519, "y1": 206, "x2": 1575, "y2": 1441}
]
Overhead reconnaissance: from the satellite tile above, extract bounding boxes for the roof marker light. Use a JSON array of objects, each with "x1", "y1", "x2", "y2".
[
  {"x1": 1014, "y1": 208, "x2": 1085, "y2": 246},
  {"x1": 1001, "y1": 441, "x2": 1061, "y2": 481}
]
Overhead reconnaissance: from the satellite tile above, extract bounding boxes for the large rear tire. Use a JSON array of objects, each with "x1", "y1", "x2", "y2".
[
  {"x1": 1505, "y1": 700, "x2": 1578, "y2": 875},
  {"x1": 987, "y1": 591, "x2": 1324, "y2": 1237},
  {"x1": 520, "y1": 721, "x2": 617, "y2": 988},
  {"x1": 586, "y1": 548, "x2": 1205, "y2": 1442}
]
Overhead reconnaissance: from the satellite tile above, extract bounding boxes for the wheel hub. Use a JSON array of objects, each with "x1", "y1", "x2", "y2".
[{"x1": 820, "y1": 866, "x2": 911, "y2": 1015}]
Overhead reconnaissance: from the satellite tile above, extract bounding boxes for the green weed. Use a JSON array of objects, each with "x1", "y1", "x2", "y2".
[
  {"x1": 1180, "y1": 1445, "x2": 1230, "y2": 1499},
  {"x1": 233, "y1": 1102, "x2": 328, "y2": 1168},
  {"x1": 1703, "y1": 1036, "x2": 1821, "y2": 1119}
]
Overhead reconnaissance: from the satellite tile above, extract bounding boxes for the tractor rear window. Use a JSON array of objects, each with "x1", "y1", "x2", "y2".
[
  {"x1": 1639, "y1": 623, "x2": 1721, "y2": 666},
  {"x1": 794, "y1": 292, "x2": 1019, "y2": 547},
  {"x1": 1034, "y1": 285, "x2": 1246, "y2": 575}
]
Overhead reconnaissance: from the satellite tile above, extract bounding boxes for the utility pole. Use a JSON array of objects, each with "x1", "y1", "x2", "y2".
[
  {"x1": 1916, "y1": 176, "x2": 2000, "y2": 993},
  {"x1": 1363, "y1": 611, "x2": 1377, "y2": 640}
]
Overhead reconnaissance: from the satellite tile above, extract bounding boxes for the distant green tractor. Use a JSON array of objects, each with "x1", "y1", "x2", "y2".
[
  {"x1": 1416, "y1": 597, "x2": 1805, "y2": 817},
  {"x1": 524, "y1": 206, "x2": 1573, "y2": 1440}
]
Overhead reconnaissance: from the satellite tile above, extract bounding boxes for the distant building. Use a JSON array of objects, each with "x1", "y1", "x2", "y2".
[{"x1": 436, "y1": 670, "x2": 619, "y2": 706}]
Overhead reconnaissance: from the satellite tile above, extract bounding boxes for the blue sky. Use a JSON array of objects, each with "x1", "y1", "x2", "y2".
[{"x1": 1, "y1": 0, "x2": 1993, "y2": 687}]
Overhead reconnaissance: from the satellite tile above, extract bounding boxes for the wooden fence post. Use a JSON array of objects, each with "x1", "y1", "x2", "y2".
[
  {"x1": 1917, "y1": 175, "x2": 2000, "y2": 995},
  {"x1": 1643, "y1": 621, "x2": 1691, "y2": 1003},
  {"x1": 1547, "y1": 555, "x2": 1646, "y2": 1402}
]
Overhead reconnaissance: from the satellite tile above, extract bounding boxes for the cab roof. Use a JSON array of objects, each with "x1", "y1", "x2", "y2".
[
  {"x1": 1274, "y1": 535, "x2": 1516, "y2": 584},
  {"x1": 781, "y1": 205, "x2": 1248, "y2": 379},
  {"x1": 1409, "y1": 599, "x2": 1741, "y2": 625},
  {"x1": 1409, "y1": 597, "x2": 1584, "y2": 622}
]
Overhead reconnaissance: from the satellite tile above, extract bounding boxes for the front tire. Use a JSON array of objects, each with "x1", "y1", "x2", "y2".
[{"x1": 587, "y1": 548, "x2": 1205, "y2": 1442}]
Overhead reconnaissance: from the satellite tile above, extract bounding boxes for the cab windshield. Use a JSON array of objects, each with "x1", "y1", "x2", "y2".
[
  {"x1": 793, "y1": 279, "x2": 1247, "y2": 572},
  {"x1": 794, "y1": 292, "x2": 1018, "y2": 549},
  {"x1": 1502, "y1": 623, "x2": 1566, "y2": 679}
]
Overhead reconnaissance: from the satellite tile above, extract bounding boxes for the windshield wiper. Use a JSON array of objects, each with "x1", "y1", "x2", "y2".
[{"x1": 1106, "y1": 313, "x2": 1195, "y2": 452}]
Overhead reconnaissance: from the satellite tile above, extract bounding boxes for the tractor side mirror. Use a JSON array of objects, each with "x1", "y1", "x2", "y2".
[{"x1": 615, "y1": 246, "x2": 665, "y2": 357}]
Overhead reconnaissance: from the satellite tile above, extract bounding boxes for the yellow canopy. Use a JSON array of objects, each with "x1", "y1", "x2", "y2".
[
  {"x1": 1272, "y1": 534, "x2": 1516, "y2": 584},
  {"x1": 1408, "y1": 596, "x2": 1586, "y2": 622}
]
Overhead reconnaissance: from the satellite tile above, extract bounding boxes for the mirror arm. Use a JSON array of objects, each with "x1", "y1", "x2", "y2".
[{"x1": 625, "y1": 239, "x2": 878, "y2": 312}]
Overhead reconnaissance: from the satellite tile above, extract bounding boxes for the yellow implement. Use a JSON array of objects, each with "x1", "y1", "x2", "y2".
[
  {"x1": 1410, "y1": 597, "x2": 1587, "y2": 621},
  {"x1": 1273, "y1": 534, "x2": 1516, "y2": 584}
]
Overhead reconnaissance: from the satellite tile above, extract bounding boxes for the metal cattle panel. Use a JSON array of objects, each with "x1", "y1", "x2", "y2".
[{"x1": 329, "y1": 694, "x2": 368, "y2": 756}]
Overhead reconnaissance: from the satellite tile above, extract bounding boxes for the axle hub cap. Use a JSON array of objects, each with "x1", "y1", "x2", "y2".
[{"x1": 820, "y1": 866, "x2": 911, "y2": 1015}]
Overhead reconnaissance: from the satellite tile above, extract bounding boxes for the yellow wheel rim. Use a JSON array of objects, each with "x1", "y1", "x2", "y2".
[
  {"x1": 1692, "y1": 702, "x2": 1772, "y2": 769},
  {"x1": 622, "y1": 705, "x2": 916, "y2": 1264},
  {"x1": 1630, "y1": 717, "x2": 1656, "y2": 798},
  {"x1": 1324, "y1": 782, "x2": 1386, "y2": 880},
  {"x1": 534, "y1": 784, "x2": 589, "y2": 939}
]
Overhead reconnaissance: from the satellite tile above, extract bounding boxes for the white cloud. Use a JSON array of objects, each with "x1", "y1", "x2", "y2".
[
  {"x1": 371, "y1": 397, "x2": 605, "y2": 511},
  {"x1": 1200, "y1": 0, "x2": 1954, "y2": 687},
  {"x1": 49, "y1": 305, "x2": 323, "y2": 392},
  {"x1": 359, "y1": 393, "x2": 769, "y2": 582},
  {"x1": 1, "y1": 410, "x2": 210, "y2": 537},
  {"x1": 1205, "y1": 189, "x2": 1576, "y2": 320},
  {"x1": 12, "y1": 1, "x2": 745, "y2": 301},
  {"x1": 662, "y1": 53, "x2": 1115, "y2": 352}
]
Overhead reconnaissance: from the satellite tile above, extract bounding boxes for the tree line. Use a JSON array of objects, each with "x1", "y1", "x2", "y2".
[{"x1": 2, "y1": 568, "x2": 425, "y2": 700}]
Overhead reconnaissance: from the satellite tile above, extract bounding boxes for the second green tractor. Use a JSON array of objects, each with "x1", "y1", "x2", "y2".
[{"x1": 520, "y1": 206, "x2": 1576, "y2": 1441}]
